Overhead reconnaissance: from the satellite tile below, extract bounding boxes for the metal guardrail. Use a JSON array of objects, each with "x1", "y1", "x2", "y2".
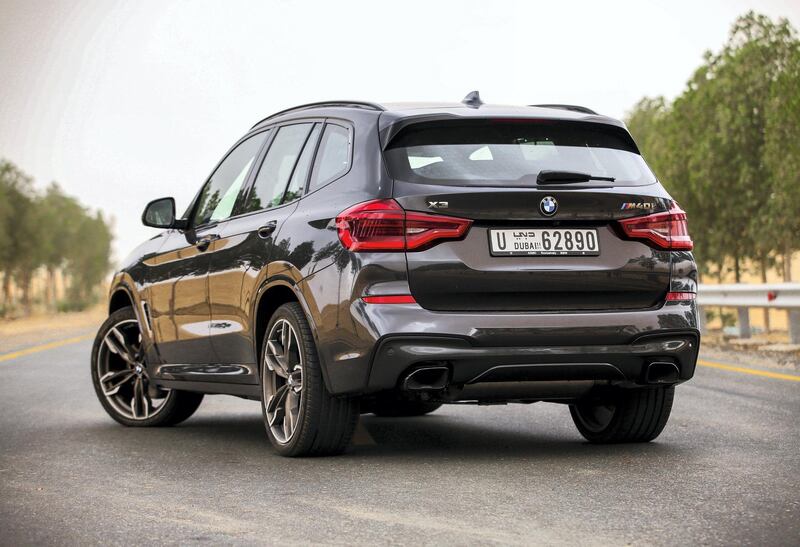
[{"x1": 697, "y1": 283, "x2": 800, "y2": 343}]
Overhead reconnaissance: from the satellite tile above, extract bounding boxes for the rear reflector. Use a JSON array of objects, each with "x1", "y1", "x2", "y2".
[
  {"x1": 361, "y1": 295, "x2": 417, "y2": 304},
  {"x1": 617, "y1": 201, "x2": 693, "y2": 250},
  {"x1": 336, "y1": 199, "x2": 472, "y2": 252},
  {"x1": 665, "y1": 292, "x2": 696, "y2": 301}
]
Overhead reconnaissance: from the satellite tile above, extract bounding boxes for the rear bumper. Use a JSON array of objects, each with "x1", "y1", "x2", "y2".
[
  {"x1": 321, "y1": 299, "x2": 700, "y2": 395},
  {"x1": 367, "y1": 330, "x2": 699, "y2": 393}
]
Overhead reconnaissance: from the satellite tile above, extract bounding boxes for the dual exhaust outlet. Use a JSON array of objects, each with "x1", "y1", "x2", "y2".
[{"x1": 401, "y1": 361, "x2": 682, "y2": 391}]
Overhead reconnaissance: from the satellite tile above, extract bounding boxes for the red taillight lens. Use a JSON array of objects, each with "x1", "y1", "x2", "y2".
[
  {"x1": 617, "y1": 202, "x2": 693, "y2": 250},
  {"x1": 665, "y1": 291, "x2": 696, "y2": 301},
  {"x1": 336, "y1": 199, "x2": 472, "y2": 252},
  {"x1": 361, "y1": 295, "x2": 417, "y2": 304},
  {"x1": 335, "y1": 199, "x2": 406, "y2": 251}
]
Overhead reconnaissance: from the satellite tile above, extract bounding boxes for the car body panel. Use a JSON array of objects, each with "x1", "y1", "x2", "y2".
[
  {"x1": 144, "y1": 226, "x2": 220, "y2": 364},
  {"x1": 207, "y1": 200, "x2": 300, "y2": 366}
]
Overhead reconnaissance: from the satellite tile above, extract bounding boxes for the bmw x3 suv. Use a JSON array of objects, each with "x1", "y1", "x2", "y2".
[{"x1": 92, "y1": 94, "x2": 699, "y2": 456}]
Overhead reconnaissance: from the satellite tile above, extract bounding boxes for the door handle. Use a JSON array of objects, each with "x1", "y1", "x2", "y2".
[
  {"x1": 195, "y1": 234, "x2": 219, "y2": 251},
  {"x1": 257, "y1": 221, "x2": 277, "y2": 239}
]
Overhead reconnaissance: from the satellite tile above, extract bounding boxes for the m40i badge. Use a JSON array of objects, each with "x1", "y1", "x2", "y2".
[{"x1": 620, "y1": 202, "x2": 655, "y2": 210}]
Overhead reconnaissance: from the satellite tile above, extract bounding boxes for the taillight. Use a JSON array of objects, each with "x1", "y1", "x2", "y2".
[
  {"x1": 361, "y1": 295, "x2": 417, "y2": 304},
  {"x1": 617, "y1": 202, "x2": 693, "y2": 250},
  {"x1": 336, "y1": 199, "x2": 472, "y2": 252},
  {"x1": 665, "y1": 292, "x2": 696, "y2": 301}
]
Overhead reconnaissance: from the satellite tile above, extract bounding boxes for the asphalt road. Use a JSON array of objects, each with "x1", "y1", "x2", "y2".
[{"x1": 1, "y1": 335, "x2": 798, "y2": 546}]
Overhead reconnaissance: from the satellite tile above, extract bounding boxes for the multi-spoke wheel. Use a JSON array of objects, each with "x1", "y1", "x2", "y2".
[
  {"x1": 91, "y1": 306, "x2": 204, "y2": 427},
  {"x1": 263, "y1": 318, "x2": 304, "y2": 444},
  {"x1": 96, "y1": 317, "x2": 169, "y2": 421},
  {"x1": 570, "y1": 386, "x2": 675, "y2": 443},
  {"x1": 260, "y1": 302, "x2": 358, "y2": 457}
]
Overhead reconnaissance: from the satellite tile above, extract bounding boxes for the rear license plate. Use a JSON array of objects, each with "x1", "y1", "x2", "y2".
[{"x1": 488, "y1": 228, "x2": 600, "y2": 256}]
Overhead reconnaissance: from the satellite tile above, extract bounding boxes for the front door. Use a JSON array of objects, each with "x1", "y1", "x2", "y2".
[{"x1": 146, "y1": 226, "x2": 219, "y2": 364}]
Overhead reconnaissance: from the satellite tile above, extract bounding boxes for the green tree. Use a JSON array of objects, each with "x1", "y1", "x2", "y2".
[
  {"x1": 0, "y1": 159, "x2": 115, "y2": 315},
  {"x1": 0, "y1": 160, "x2": 44, "y2": 313},
  {"x1": 764, "y1": 45, "x2": 800, "y2": 281},
  {"x1": 37, "y1": 183, "x2": 85, "y2": 307},
  {"x1": 0, "y1": 166, "x2": 12, "y2": 308},
  {"x1": 625, "y1": 96, "x2": 668, "y2": 164},
  {"x1": 709, "y1": 12, "x2": 798, "y2": 281},
  {"x1": 626, "y1": 12, "x2": 799, "y2": 282},
  {"x1": 64, "y1": 211, "x2": 113, "y2": 308}
]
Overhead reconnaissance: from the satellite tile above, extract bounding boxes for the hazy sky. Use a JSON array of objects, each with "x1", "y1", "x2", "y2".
[{"x1": 2, "y1": 0, "x2": 799, "y2": 261}]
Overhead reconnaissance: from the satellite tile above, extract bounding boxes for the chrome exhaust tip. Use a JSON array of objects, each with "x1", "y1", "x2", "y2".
[
  {"x1": 403, "y1": 366, "x2": 449, "y2": 391},
  {"x1": 645, "y1": 361, "x2": 681, "y2": 384}
]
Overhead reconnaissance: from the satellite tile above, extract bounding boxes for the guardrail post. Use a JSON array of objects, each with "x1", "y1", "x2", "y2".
[
  {"x1": 789, "y1": 310, "x2": 800, "y2": 344},
  {"x1": 698, "y1": 305, "x2": 707, "y2": 334},
  {"x1": 697, "y1": 283, "x2": 800, "y2": 342},
  {"x1": 737, "y1": 307, "x2": 751, "y2": 338}
]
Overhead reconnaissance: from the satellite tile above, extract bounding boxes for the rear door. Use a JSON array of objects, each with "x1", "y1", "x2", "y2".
[
  {"x1": 383, "y1": 118, "x2": 673, "y2": 312},
  {"x1": 208, "y1": 121, "x2": 322, "y2": 365}
]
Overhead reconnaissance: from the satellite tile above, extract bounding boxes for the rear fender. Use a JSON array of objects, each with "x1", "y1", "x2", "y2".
[{"x1": 251, "y1": 263, "x2": 335, "y2": 394}]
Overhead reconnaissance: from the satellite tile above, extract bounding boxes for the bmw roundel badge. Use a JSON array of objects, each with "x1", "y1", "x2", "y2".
[{"x1": 540, "y1": 196, "x2": 558, "y2": 217}]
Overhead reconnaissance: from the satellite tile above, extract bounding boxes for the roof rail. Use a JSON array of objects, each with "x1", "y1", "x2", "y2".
[
  {"x1": 251, "y1": 101, "x2": 385, "y2": 128},
  {"x1": 529, "y1": 104, "x2": 598, "y2": 115}
]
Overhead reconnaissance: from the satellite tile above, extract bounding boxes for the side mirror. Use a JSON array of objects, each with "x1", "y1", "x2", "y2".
[{"x1": 142, "y1": 197, "x2": 186, "y2": 229}]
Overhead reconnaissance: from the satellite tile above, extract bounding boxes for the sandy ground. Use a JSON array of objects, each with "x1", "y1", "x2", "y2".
[
  {"x1": 701, "y1": 331, "x2": 800, "y2": 371},
  {"x1": 0, "y1": 305, "x2": 105, "y2": 353}
]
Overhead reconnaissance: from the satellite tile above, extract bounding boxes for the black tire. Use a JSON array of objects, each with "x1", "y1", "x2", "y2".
[
  {"x1": 260, "y1": 302, "x2": 359, "y2": 457},
  {"x1": 91, "y1": 306, "x2": 204, "y2": 427},
  {"x1": 569, "y1": 386, "x2": 674, "y2": 443},
  {"x1": 371, "y1": 397, "x2": 443, "y2": 417}
]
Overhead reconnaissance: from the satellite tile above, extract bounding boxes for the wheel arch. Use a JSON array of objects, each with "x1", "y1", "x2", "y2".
[
  {"x1": 252, "y1": 276, "x2": 332, "y2": 391},
  {"x1": 109, "y1": 286, "x2": 135, "y2": 314},
  {"x1": 107, "y1": 275, "x2": 151, "y2": 345}
]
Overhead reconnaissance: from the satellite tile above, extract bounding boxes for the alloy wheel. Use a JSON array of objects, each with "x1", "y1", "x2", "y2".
[
  {"x1": 96, "y1": 319, "x2": 172, "y2": 420},
  {"x1": 263, "y1": 318, "x2": 304, "y2": 444}
]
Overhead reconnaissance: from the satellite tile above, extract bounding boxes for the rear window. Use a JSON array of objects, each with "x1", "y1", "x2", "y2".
[{"x1": 384, "y1": 119, "x2": 655, "y2": 186}]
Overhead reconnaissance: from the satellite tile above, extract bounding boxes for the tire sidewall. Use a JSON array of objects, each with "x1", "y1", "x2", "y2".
[
  {"x1": 260, "y1": 303, "x2": 318, "y2": 456},
  {"x1": 570, "y1": 386, "x2": 674, "y2": 443}
]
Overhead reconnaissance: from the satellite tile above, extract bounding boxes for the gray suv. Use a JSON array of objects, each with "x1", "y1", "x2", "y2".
[{"x1": 91, "y1": 94, "x2": 699, "y2": 456}]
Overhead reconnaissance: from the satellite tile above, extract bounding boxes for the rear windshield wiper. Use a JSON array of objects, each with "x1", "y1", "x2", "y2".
[{"x1": 536, "y1": 170, "x2": 616, "y2": 184}]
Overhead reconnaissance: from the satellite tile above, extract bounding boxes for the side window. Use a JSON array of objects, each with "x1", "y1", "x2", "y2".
[
  {"x1": 308, "y1": 124, "x2": 351, "y2": 192},
  {"x1": 284, "y1": 124, "x2": 322, "y2": 203},
  {"x1": 192, "y1": 132, "x2": 268, "y2": 227},
  {"x1": 244, "y1": 123, "x2": 314, "y2": 213}
]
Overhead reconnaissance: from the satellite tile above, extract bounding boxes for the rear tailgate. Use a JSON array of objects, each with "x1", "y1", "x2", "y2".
[
  {"x1": 394, "y1": 184, "x2": 672, "y2": 312},
  {"x1": 384, "y1": 118, "x2": 674, "y2": 313}
]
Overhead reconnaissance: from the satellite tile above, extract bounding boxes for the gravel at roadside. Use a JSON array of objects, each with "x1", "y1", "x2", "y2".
[
  {"x1": 700, "y1": 340, "x2": 800, "y2": 372},
  {"x1": 0, "y1": 306, "x2": 104, "y2": 354}
]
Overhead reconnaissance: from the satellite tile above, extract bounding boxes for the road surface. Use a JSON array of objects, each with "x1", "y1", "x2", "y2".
[{"x1": 1, "y1": 331, "x2": 798, "y2": 545}]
